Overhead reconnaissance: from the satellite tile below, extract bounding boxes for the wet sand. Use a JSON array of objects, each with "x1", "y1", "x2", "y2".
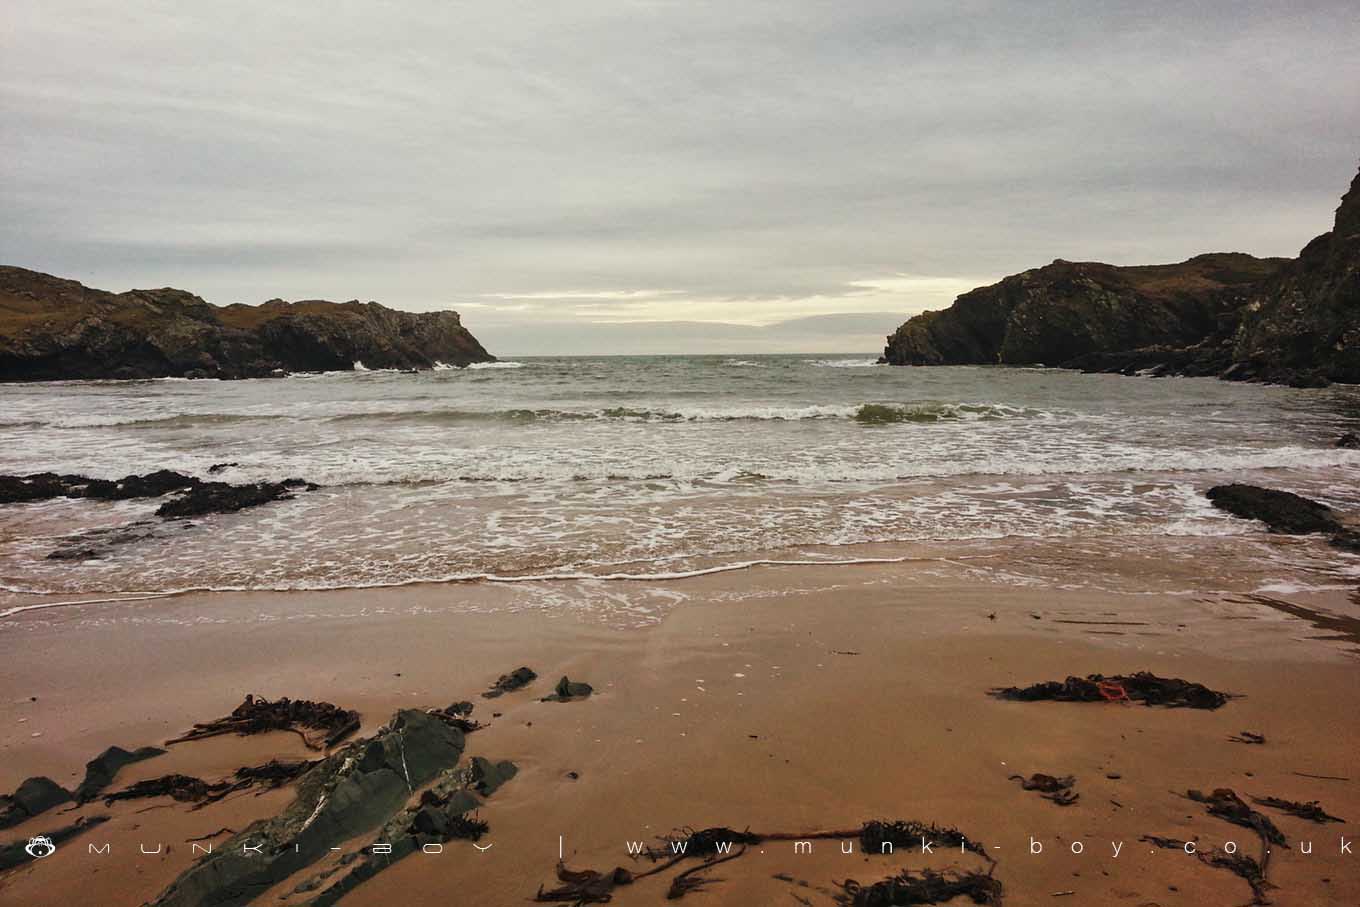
[{"x1": 1, "y1": 549, "x2": 1358, "y2": 907}]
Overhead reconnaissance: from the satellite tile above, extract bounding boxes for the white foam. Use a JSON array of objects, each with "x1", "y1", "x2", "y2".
[{"x1": 805, "y1": 358, "x2": 881, "y2": 368}]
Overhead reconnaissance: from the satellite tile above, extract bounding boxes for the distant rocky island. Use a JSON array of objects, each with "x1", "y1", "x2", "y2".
[
  {"x1": 0, "y1": 267, "x2": 493, "y2": 380},
  {"x1": 882, "y1": 163, "x2": 1360, "y2": 387}
]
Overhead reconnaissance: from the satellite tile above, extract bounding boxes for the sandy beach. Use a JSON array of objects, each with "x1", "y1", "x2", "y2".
[
  {"x1": 6, "y1": 3, "x2": 1360, "y2": 904},
  {"x1": 2, "y1": 539, "x2": 1357, "y2": 907}
]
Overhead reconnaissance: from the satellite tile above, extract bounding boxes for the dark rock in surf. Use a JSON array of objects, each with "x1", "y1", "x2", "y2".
[
  {"x1": 1337, "y1": 432, "x2": 1360, "y2": 449},
  {"x1": 1206, "y1": 483, "x2": 1360, "y2": 552},
  {"x1": 1, "y1": 470, "x2": 316, "y2": 521},
  {"x1": 154, "y1": 479, "x2": 315, "y2": 519},
  {"x1": 46, "y1": 521, "x2": 166, "y2": 560},
  {"x1": 1206, "y1": 484, "x2": 1340, "y2": 534}
]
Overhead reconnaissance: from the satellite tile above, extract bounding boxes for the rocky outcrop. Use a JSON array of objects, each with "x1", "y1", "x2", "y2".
[
  {"x1": 0, "y1": 471, "x2": 315, "y2": 520},
  {"x1": 0, "y1": 267, "x2": 494, "y2": 380},
  {"x1": 883, "y1": 161, "x2": 1360, "y2": 386},
  {"x1": 1206, "y1": 483, "x2": 1360, "y2": 551},
  {"x1": 1, "y1": 471, "x2": 319, "y2": 560},
  {"x1": 0, "y1": 777, "x2": 71, "y2": 829},
  {"x1": 148, "y1": 709, "x2": 477, "y2": 907},
  {"x1": 882, "y1": 254, "x2": 1286, "y2": 370},
  {"x1": 1227, "y1": 166, "x2": 1360, "y2": 385}
]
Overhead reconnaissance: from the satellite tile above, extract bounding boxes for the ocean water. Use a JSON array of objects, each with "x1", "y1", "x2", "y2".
[{"x1": 2, "y1": 355, "x2": 1360, "y2": 605}]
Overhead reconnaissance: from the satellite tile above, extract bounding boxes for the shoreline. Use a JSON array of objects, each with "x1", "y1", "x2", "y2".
[{"x1": 1, "y1": 552, "x2": 1357, "y2": 906}]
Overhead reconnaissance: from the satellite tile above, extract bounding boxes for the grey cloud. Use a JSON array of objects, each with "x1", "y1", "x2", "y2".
[
  {"x1": 473, "y1": 312, "x2": 906, "y2": 358},
  {"x1": 2, "y1": 1, "x2": 1357, "y2": 351}
]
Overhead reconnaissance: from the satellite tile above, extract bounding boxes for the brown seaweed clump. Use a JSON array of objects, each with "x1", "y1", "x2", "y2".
[
  {"x1": 990, "y1": 672, "x2": 1230, "y2": 709},
  {"x1": 1141, "y1": 835, "x2": 1273, "y2": 906},
  {"x1": 535, "y1": 820, "x2": 991, "y2": 904},
  {"x1": 858, "y1": 820, "x2": 989, "y2": 861},
  {"x1": 837, "y1": 869, "x2": 1003, "y2": 906},
  {"x1": 102, "y1": 759, "x2": 316, "y2": 809},
  {"x1": 1009, "y1": 773, "x2": 1078, "y2": 805},
  {"x1": 536, "y1": 864, "x2": 636, "y2": 905},
  {"x1": 1186, "y1": 788, "x2": 1286, "y2": 846},
  {"x1": 1250, "y1": 794, "x2": 1344, "y2": 824},
  {"x1": 164, "y1": 694, "x2": 360, "y2": 750}
]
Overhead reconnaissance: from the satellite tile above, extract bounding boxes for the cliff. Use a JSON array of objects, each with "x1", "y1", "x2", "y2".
[
  {"x1": 0, "y1": 267, "x2": 494, "y2": 380},
  {"x1": 882, "y1": 161, "x2": 1360, "y2": 386},
  {"x1": 1227, "y1": 166, "x2": 1360, "y2": 384}
]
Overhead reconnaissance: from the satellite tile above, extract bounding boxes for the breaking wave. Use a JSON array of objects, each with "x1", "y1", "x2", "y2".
[
  {"x1": 853, "y1": 402, "x2": 1047, "y2": 424},
  {"x1": 806, "y1": 358, "x2": 881, "y2": 368}
]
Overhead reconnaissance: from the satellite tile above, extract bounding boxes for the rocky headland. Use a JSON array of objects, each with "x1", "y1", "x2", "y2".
[
  {"x1": 882, "y1": 162, "x2": 1360, "y2": 387},
  {"x1": 0, "y1": 266, "x2": 494, "y2": 380}
]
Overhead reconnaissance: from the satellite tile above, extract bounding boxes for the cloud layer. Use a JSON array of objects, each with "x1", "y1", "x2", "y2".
[{"x1": 3, "y1": 1, "x2": 1357, "y2": 354}]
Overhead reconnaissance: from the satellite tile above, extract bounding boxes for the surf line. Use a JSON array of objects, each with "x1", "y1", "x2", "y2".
[
  {"x1": 0, "y1": 553, "x2": 999, "y2": 620},
  {"x1": 479, "y1": 553, "x2": 998, "y2": 584},
  {"x1": 0, "y1": 591, "x2": 183, "y2": 620}
]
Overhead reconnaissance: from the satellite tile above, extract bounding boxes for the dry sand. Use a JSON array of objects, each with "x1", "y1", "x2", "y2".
[{"x1": 1, "y1": 545, "x2": 1357, "y2": 907}]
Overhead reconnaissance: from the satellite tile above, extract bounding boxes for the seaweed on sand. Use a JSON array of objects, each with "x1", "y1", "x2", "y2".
[
  {"x1": 1147, "y1": 786, "x2": 1287, "y2": 905},
  {"x1": 1229, "y1": 731, "x2": 1266, "y2": 744},
  {"x1": 1141, "y1": 835, "x2": 1273, "y2": 906},
  {"x1": 104, "y1": 774, "x2": 216, "y2": 805},
  {"x1": 836, "y1": 869, "x2": 1003, "y2": 906},
  {"x1": 536, "y1": 864, "x2": 636, "y2": 905},
  {"x1": 535, "y1": 820, "x2": 991, "y2": 905},
  {"x1": 1186, "y1": 788, "x2": 1286, "y2": 846},
  {"x1": 1250, "y1": 795, "x2": 1344, "y2": 824},
  {"x1": 102, "y1": 759, "x2": 316, "y2": 808},
  {"x1": 1009, "y1": 773, "x2": 1078, "y2": 806},
  {"x1": 1201, "y1": 850, "x2": 1273, "y2": 906},
  {"x1": 164, "y1": 694, "x2": 360, "y2": 750},
  {"x1": 857, "y1": 821, "x2": 989, "y2": 861},
  {"x1": 989, "y1": 672, "x2": 1230, "y2": 709}
]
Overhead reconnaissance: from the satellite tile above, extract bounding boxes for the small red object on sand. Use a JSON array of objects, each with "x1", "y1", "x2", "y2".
[{"x1": 1097, "y1": 680, "x2": 1129, "y2": 702}]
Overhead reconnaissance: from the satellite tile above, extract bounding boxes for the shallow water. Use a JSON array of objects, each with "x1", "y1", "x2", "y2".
[{"x1": 2, "y1": 356, "x2": 1359, "y2": 603}]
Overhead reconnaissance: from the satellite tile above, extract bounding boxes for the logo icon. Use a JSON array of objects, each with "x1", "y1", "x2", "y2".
[{"x1": 25, "y1": 836, "x2": 56, "y2": 859}]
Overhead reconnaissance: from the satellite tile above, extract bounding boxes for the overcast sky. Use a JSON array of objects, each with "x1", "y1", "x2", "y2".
[{"x1": 3, "y1": 2, "x2": 1357, "y2": 356}]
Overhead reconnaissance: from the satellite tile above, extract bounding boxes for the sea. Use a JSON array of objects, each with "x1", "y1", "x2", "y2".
[{"x1": 3, "y1": 355, "x2": 1360, "y2": 614}]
